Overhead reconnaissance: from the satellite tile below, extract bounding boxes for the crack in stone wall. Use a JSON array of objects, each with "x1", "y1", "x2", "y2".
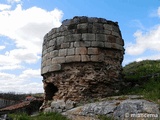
[{"x1": 41, "y1": 16, "x2": 125, "y2": 104}]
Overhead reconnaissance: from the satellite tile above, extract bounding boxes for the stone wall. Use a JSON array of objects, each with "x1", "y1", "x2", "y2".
[{"x1": 41, "y1": 16, "x2": 125, "y2": 103}]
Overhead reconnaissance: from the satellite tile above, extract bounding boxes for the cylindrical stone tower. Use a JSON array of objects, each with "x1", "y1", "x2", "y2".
[{"x1": 41, "y1": 16, "x2": 124, "y2": 103}]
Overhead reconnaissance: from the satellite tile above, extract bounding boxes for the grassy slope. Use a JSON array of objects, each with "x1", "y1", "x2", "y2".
[{"x1": 122, "y1": 60, "x2": 160, "y2": 103}]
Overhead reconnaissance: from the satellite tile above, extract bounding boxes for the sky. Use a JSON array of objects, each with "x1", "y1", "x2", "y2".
[{"x1": 0, "y1": 0, "x2": 160, "y2": 93}]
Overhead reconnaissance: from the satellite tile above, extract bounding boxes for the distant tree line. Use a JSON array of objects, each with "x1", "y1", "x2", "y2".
[{"x1": 0, "y1": 92, "x2": 28, "y2": 101}]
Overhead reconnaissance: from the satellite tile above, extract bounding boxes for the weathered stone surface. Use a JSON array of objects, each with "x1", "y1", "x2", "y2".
[
  {"x1": 65, "y1": 34, "x2": 82, "y2": 42},
  {"x1": 75, "y1": 47, "x2": 87, "y2": 55},
  {"x1": 81, "y1": 55, "x2": 90, "y2": 62},
  {"x1": 96, "y1": 34, "x2": 107, "y2": 41},
  {"x1": 52, "y1": 57, "x2": 65, "y2": 64},
  {"x1": 48, "y1": 64, "x2": 61, "y2": 72},
  {"x1": 59, "y1": 49, "x2": 67, "y2": 56},
  {"x1": 62, "y1": 97, "x2": 160, "y2": 120},
  {"x1": 50, "y1": 50, "x2": 59, "y2": 57},
  {"x1": 61, "y1": 43, "x2": 70, "y2": 48},
  {"x1": 66, "y1": 55, "x2": 81, "y2": 62},
  {"x1": 91, "y1": 41, "x2": 104, "y2": 47},
  {"x1": 82, "y1": 33, "x2": 95, "y2": 41},
  {"x1": 67, "y1": 48, "x2": 75, "y2": 55},
  {"x1": 88, "y1": 48, "x2": 99, "y2": 54}
]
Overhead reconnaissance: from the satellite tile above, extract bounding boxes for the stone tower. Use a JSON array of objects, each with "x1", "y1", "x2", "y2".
[{"x1": 41, "y1": 16, "x2": 124, "y2": 103}]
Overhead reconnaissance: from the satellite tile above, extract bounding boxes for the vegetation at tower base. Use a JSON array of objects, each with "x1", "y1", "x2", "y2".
[{"x1": 122, "y1": 60, "x2": 160, "y2": 103}]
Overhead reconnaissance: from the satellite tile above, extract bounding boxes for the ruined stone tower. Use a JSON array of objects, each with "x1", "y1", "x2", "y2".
[{"x1": 41, "y1": 16, "x2": 124, "y2": 103}]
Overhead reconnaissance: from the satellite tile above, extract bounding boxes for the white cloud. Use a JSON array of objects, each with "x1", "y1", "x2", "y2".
[
  {"x1": 0, "y1": 46, "x2": 5, "y2": 50},
  {"x1": 0, "y1": 4, "x2": 63, "y2": 67},
  {"x1": 7, "y1": 0, "x2": 21, "y2": 4},
  {"x1": 0, "y1": 4, "x2": 63, "y2": 53},
  {"x1": 0, "y1": 4, "x2": 11, "y2": 10},
  {"x1": 136, "y1": 54, "x2": 160, "y2": 62},
  {"x1": 0, "y1": 4, "x2": 63, "y2": 93},
  {"x1": 19, "y1": 69, "x2": 41, "y2": 79},
  {"x1": 0, "y1": 71, "x2": 43, "y2": 93},
  {"x1": 126, "y1": 25, "x2": 160, "y2": 55},
  {"x1": 0, "y1": 65, "x2": 23, "y2": 71}
]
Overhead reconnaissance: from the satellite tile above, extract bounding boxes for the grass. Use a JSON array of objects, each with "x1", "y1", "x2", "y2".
[
  {"x1": 9, "y1": 112, "x2": 70, "y2": 120},
  {"x1": 122, "y1": 60, "x2": 160, "y2": 103}
]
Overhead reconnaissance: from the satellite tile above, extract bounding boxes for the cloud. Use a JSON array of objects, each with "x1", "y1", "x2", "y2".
[
  {"x1": 0, "y1": 69, "x2": 43, "y2": 93},
  {"x1": 19, "y1": 69, "x2": 41, "y2": 79},
  {"x1": 0, "y1": 4, "x2": 63, "y2": 67},
  {"x1": 136, "y1": 54, "x2": 160, "y2": 62},
  {"x1": 7, "y1": 0, "x2": 21, "y2": 4},
  {"x1": 0, "y1": 4, "x2": 63, "y2": 52},
  {"x1": 0, "y1": 4, "x2": 11, "y2": 10},
  {"x1": 126, "y1": 25, "x2": 160, "y2": 55},
  {"x1": 0, "y1": 4, "x2": 63, "y2": 93},
  {"x1": 123, "y1": 6, "x2": 160, "y2": 66},
  {"x1": 0, "y1": 65, "x2": 23, "y2": 71},
  {"x1": 0, "y1": 46, "x2": 5, "y2": 50}
]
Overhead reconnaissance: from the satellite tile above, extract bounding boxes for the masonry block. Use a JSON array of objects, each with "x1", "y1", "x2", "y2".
[
  {"x1": 116, "y1": 38, "x2": 124, "y2": 46},
  {"x1": 59, "y1": 49, "x2": 67, "y2": 56},
  {"x1": 77, "y1": 23, "x2": 88, "y2": 32},
  {"x1": 81, "y1": 55, "x2": 90, "y2": 62},
  {"x1": 57, "y1": 36, "x2": 64, "y2": 46},
  {"x1": 49, "y1": 64, "x2": 61, "y2": 72},
  {"x1": 75, "y1": 47, "x2": 87, "y2": 55},
  {"x1": 50, "y1": 50, "x2": 59, "y2": 57},
  {"x1": 65, "y1": 34, "x2": 82, "y2": 42},
  {"x1": 74, "y1": 41, "x2": 91, "y2": 47},
  {"x1": 52, "y1": 57, "x2": 65, "y2": 64},
  {"x1": 112, "y1": 31, "x2": 120, "y2": 38},
  {"x1": 61, "y1": 43, "x2": 70, "y2": 48},
  {"x1": 67, "y1": 48, "x2": 75, "y2": 55},
  {"x1": 49, "y1": 39, "x2": 56, "y2": 46},
  {"x1": 46, "y1": 59, "x2": 52, "y2": 66},
  {"x1": 104, "y1": 42, "x2": 112, "y2": 48},
  {"x1": 82, "y1": 33, "x2": 95, "y2": 41},
  {"x1": 91, "y1": 41, "x2": 104, "y2": 47},
  {"x1": 88, "y1": 48, "x2": 99, "y2": 54},
  {"x1": 66, "y1": 55, "x2": 81, "y2": 62},
  {"x1": 104, "y1": 24, "x2": 112, "y2": 30},
  {"x1": 96, "y1": 34, "x2": 107, "y2": 41},
  {"x1": 41, "y1": 66, "x2": 49, "y2": 75}
]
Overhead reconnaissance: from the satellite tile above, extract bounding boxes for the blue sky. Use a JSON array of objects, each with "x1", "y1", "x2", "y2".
[{"x1": 0, "y1": 0, "x2": 160, "y2": 93}]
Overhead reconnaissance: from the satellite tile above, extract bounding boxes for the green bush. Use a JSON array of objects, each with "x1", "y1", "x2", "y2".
[{"x1": 122, "y1": 60, "x2": 160, "y2": 103}]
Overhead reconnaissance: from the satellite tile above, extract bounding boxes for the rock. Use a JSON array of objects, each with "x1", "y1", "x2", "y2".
[
  {"x1": 44, "y1": 107, "x2": 52, "y2": 113},
  {"x1": 50, "y1": 100, "x2": 76, "y2": 113},
  {"x1": 51, "y1": 100, "x2": 65, "y2": 110},
  {"x1": 65, "y1": 100, "x2": 76, "y2": 110},
  {"x1": 63, "y1": 97, "x2": 160, "y2": 120}
]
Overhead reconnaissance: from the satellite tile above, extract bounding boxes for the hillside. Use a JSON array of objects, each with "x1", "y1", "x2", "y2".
[{"x1": 122, "y1": 60, "x2": 160, "y2": 103}]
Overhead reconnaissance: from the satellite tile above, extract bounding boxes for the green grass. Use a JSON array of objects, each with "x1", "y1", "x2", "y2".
[
  {"x1": 122, "y1": 60, "x2": 160, "y2": 103},
  {"x1": 9, "y1": 112, "x2": 70, "y2": 120}
]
